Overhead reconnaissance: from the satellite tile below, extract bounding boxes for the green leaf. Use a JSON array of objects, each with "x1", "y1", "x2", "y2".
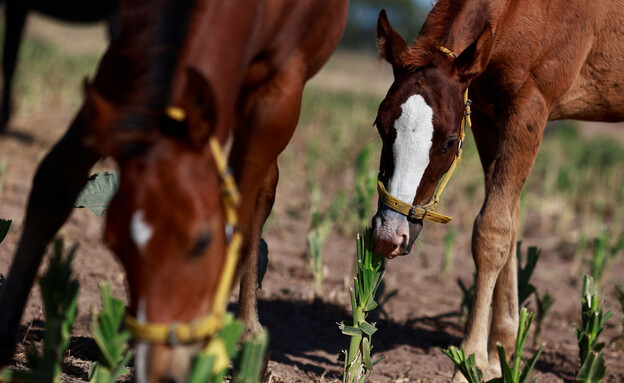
[
  {"x1": 361, "y1": 337, "x2": 373, "y2": 370},
  {"x1": 340, "y1": 323, "x2": 363, "y2": 337},
  {"x1": 74, "y1": 172, "x2": 119, "y2": 216},
  {"x1": 577, "y1": 352, "x2": 606, "y2": 383},
  {"x1": 359, "y1": 321, "x2": 377, "y2": 337},
  {"x1": 0, "y1": 219, "x2": 11, "y2": 244}
]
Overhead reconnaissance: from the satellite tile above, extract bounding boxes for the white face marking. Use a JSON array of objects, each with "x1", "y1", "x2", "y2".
[
  {"x1": 135, "y1": 299, "x2": 149, "y2": 383},
  {"x1": 387, "y1": 94, "x2": 434, "y2": 204},
  {"x1": 130, "y1": 210, "x2": 154, "y2": 252}
]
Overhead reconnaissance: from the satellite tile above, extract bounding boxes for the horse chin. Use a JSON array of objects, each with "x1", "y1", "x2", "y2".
[{"x1": 135, "y1": 342, "x2": 200, "y2": 383}]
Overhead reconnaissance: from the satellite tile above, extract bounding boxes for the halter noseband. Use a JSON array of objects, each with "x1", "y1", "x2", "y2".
[
  {"x1": 377, "y1": 46, "x2": 472, "y2": 224},
  {"x1": 124, "y1": 107, "x2": 242, "y2": 366}
]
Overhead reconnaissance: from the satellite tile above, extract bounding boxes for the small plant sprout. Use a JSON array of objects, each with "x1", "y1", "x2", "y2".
[
  {"x1": 457, "y1": 272, "x2": 476, "y2": 328},
  {"x1": 585, "y1": 227, "x2": 624, "y2": 289},
  {"x1": 0, "y1": 218, "x2": 11, "y2": 244},
  {"x1": 189, "y1": 314, "x2": 268, "y2": 383},
  {"x1": 353, "y1": 144, "x2": 377, "y2": 229},
  {"x1": 0, "y1": 238, "x2": 79, "y2": 382},
  {"x1": 444, "y1": 308, "x2": 544, "y2": 383},
  {"x1": 339, "y1": 228, "x2": 386, "y2": 383},
  {"x1": 574, "y1": 275, "x2": 613, "y2": 383},
  {"x1": 495, "y1": 308, "x2": 545, "y2": 383},
  {"x1": 306, "y1": 184, "x2": 334, "y2": 299},
  {"x1": 442, "y1": 227, "x2": 457, "y2": 276},
  {"x1": 88, "y1": 283, "x2": 133, "y2": 383}
]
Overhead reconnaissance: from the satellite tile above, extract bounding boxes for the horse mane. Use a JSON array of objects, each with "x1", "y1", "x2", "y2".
[
  {"x1": 400, "y1": 0, "x2": 475, "y2": 72},
  {"x1": 111, "y1": 0, "x2": 197, "y2": 142},
  {"x1": 418, "y1": 0, "x2": 465, "y2": 43}
]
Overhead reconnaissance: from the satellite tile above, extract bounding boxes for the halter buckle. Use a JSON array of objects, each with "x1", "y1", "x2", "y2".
[
  {"x1": 167, "y1": 322, "x2": 181, "y2": 346},
  {"x1": 225, "y1": 224, "x2": 234, "y2": 243}
]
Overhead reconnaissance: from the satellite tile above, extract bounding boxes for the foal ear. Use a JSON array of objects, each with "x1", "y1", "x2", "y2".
[
  {"x1": 181, "y1": 68, "x2": 216, "y2": 149},
  {"x1": 455, "y1": 22, "x2": 493, "y2": 82},
  {"x1": 377, "y1": 9, "x2": 409, "y2": 69}
]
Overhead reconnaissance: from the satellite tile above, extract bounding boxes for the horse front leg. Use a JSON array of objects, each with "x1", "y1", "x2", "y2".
[
  {"x1": 1, "y1": 0, "x2": 28, "y2": 132},
  {"x1": 456, "y1": 87, "x2": 548, "y2": 381},
  {"x1": 237, "y1": 161, "x2": 278, "y2": 338},
  {"x1": 231, "y1": 57, "x2": 306, "y2": 336},
  {"x1": 0, "y1": 109, "x2": 100, "y2": 366}
]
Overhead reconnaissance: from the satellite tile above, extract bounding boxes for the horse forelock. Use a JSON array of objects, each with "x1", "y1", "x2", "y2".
[{"x1": 402, "y1": 38, "x2": 448, "y2": 72}]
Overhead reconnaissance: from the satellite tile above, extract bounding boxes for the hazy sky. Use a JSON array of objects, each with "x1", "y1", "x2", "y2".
[{"x1": 414, "y1": 0, "x2": 434, "y2": 10}]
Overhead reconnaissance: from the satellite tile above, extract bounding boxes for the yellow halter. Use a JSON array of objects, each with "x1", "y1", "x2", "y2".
[
  {"x1": 124, "y1": 106, "x2": 242, "y2": 368},
  {"x1": 377, "y1": 46, "x2": 471, "y2": 224}
]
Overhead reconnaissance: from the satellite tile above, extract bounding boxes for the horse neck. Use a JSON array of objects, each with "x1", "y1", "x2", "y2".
[
  {"x1": 417, "y1": 0, "x2": 506, "y2": 55},
  {"x1": 169, "y1": 0, "x2": 265, "y2": 142}
]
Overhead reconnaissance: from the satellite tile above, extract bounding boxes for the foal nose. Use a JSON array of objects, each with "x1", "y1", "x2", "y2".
[{"x1": 372, "y1": 212, "x2": 410, "y2": 258}]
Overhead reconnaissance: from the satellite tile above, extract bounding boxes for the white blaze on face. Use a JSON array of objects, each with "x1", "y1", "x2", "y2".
[
  {"x1": 130, "y1": 210, "x2": 154, "y2": 252},
  {"x1": 387, "y1": 94, "x2": 434, "y2": 204}
]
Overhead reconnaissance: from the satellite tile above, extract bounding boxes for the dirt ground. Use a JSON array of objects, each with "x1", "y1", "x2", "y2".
[{"x1": 1, "y1": 15, "x2": 624, "y2": 383}]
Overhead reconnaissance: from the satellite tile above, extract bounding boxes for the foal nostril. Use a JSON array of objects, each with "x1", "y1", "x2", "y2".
[
  {"x1": 400, "y1": 233, "x2": 408, "y2": 247},
  {"x1": 159, "y1": 377, "x2": 178, "y2": 383}
]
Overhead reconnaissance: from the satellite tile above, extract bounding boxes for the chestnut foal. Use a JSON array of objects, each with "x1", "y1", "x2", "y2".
[
  {"x1": 372, "y1": 1, "x2": 624, "y2": 380},
  {"x1": 0, "y1": 0, "x2": 348, "y2": 381}
]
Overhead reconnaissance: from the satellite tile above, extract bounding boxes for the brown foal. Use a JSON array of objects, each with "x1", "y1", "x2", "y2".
[
  {"x1": 371, "y1": 1, "x2": 624, "y2": 380},
  {"x1": 0, "y1": 0, "x2": 348, "y2": 381}
]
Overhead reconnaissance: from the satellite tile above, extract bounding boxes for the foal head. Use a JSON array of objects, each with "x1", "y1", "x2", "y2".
[
  {"x1": 372, "y1": 10, "x2": 491, "y2": 258},
  {"x1": 85, "y1": 69, "x2": 237, "y2": 382}
]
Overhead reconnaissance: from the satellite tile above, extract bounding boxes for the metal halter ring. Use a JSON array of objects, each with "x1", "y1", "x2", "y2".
[{"x1": 167, "y1": 322, "x2": 181, "y2": 346}]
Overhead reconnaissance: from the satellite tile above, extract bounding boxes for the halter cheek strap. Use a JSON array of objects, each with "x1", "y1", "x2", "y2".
[
  {"x1": 124, "y1": 106, "x2": 242, "y2": 372},
  {"x1": 377, "y1": 46, "x2": 472, "y2": 224}
]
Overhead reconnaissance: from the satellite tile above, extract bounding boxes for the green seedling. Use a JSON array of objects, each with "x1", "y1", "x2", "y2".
[
  {"x1": 442, "y1": 227, "x2": 457, "y2": 276},
  {"x1": 230, "y1": 329, "x2": 269, "y2": 383},
  {"x1": 0, "y1": 218, "x2": 11, "y2": 244},
  {"x1": 88, "y1": 284, "x2": 133, "y2": 383},
  {"x1": 443, "y1": 308, "x2": 544, "y2": 383},
  {"x1": 306, "y1": 185, "x2": 334, "y2": 299},
  {"x1": 457, "y1": 273, "x2": 476, "y2": 328},
  {"x1": 339, "y1": 228, "x2": 386, "y2": 383},
  {"x1": 353, "y1": 144, "x2": 377, "y2": 229},
  {"x1": 188, "y1": 314, "x2": 267, "y2": 383},
  {"x1": 573, "y1": 275, "x2": 613, "y2": 383},
  {"x1": 0, "y1": 238, "x2": 79, "y2": 382},
  {"x1": 495, "y1": 308, "x2": 544, "y2": 383},
  {"x1": 585, "y1": 227, "x2": 624, "y2": 289}
]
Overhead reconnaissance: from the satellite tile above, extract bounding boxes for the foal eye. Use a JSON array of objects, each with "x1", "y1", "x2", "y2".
[
  {"x1": 441, "y1": 137, "x2": 458, "y2": 153},
  {"x1": 190, "y1": 231, "x2": 212, "y2": 257}
]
